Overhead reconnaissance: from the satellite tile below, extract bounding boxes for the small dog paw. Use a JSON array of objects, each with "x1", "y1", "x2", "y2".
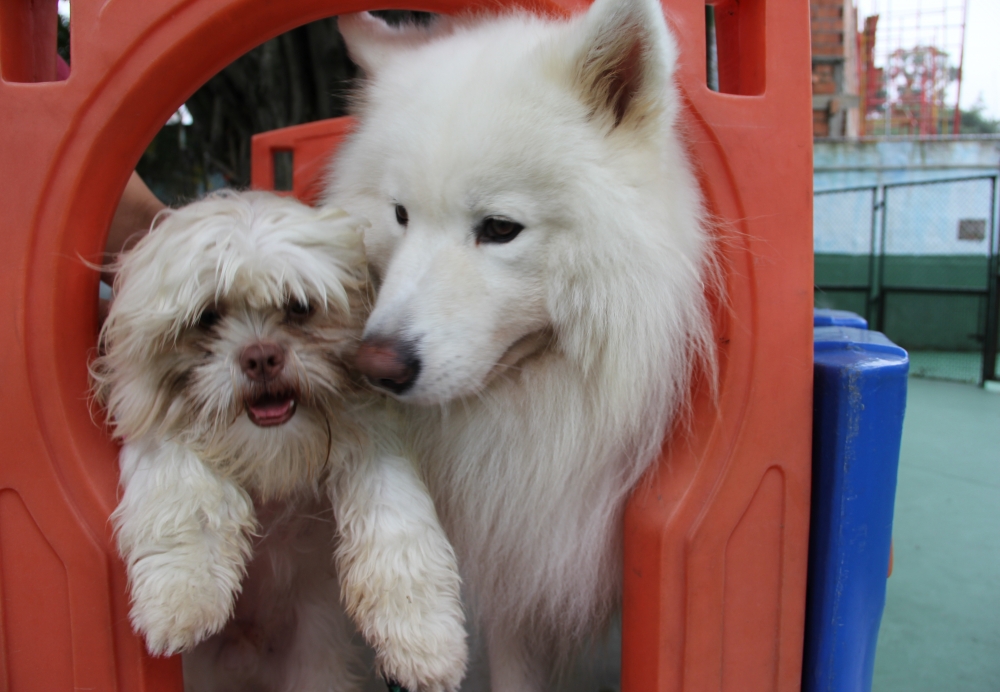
[
  {"x1": 127, "y1": 552, "x2": 239, "y2": 655},
  {"x1": 374, "y1": 622, "x2": 468, "y2": 692}
]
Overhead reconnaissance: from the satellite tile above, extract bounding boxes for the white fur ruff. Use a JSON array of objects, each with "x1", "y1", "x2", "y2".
[
  {"x1": 93, "y1": 191, "x2": 467, "y2": 692},
  {"x1": 330, "y1": 1, "x2": 715, "y2": 689}
]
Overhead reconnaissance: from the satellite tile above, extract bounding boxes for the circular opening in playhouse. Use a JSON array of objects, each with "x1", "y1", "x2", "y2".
[{"x1": 133, "y1": 13, "x2": 378, "y2": 206}]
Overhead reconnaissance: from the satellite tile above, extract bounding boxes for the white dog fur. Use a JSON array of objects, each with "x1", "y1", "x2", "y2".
[
  {"x1": 329, "y1": 0, "x2": 715, "y2": 689},
  {"x1": 92, "y1": 191, "x2": 467, "y2": 692}
]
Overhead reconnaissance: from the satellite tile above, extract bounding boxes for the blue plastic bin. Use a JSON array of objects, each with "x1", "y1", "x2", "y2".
[
  {"x1": 803, "y1": 324, "x2": 908, "y2": 692},
  {"x1": 813, "y1": 308, "x2": 869, "y2": 330}
]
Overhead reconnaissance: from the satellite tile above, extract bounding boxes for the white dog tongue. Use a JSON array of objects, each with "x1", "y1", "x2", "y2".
[{"x1": 247, "y1": 395, "x2": 296, "y2": 427}]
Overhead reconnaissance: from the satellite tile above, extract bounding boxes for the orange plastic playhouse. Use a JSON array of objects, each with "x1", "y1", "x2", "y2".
[{"x1": 0, "y1": 0, "x2": 813, "y2": 690}]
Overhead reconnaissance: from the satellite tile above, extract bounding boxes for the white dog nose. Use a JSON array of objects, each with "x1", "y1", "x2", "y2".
[
  {"x1": 355, "y1": 339, "x2": 421, "y2": 395},
  {"x1": 240, "y1": 341, "x2": 285, "y2": 382}
]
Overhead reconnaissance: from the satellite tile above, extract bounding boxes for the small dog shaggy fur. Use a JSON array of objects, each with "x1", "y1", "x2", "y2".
[
  {"x1": 328, "y1": 0, "x2": 715, "y2": 689},
  {"x1": 91, "y1": 191, "x2": 467, "y2": 692}
]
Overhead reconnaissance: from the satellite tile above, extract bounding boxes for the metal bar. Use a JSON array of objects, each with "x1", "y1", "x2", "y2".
[
  {"x1": 953, "y1": 0, "x2": 970, "y2": 136},
  {"x1": 815, "y1": 165, "x2": 1000, "y2": 173},
  {"x1": 815, "y1": 184, "x2": 887, "y2": 195},
  {"x1": 876, "y1": 185, "x2": 889, "y2": 332},
  {"x1": 816, "y1": 134, "x2": 1000, "y2": 143},
  {"x1": 881, "y1": 174, "x2": 998, "y2": 190},
  {"x1": 878, "y1": 286, "x2": 989, "y2": 296},
  {"x1": 816, "y1": 176, "x2": 999, "y2": 194},
  {"x1": 867, "y1": 187, "x2": 880, "y2": 327},
  {"x1": 982, "y1": 176, "x2": 999, "y2": 383}
]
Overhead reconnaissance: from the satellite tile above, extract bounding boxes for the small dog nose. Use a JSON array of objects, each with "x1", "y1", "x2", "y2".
[
  {"x1": 355, "y1": 339, "x2": 421, "y2": 395},
  {"x1": 240, "y1": 342, "x2": 285, "y2": 381}
]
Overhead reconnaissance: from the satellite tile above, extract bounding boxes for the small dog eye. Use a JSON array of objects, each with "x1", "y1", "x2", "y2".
[
  {"x1": 287, "y1": 299, "x2": 313, "y2": 319},
  {"x1": 198, "y1": 309, "x2": 221, "y2": 329},
  {"x1": 476, "y1": 217, "x2": 524, "y2": 244},
  {"x1": 395, "y1": 204, "x2": 409, "y2": 227}
]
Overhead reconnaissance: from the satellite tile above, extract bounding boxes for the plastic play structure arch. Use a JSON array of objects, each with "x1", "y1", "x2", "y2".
[{"x1": 0, "y1": 0, "x2": 813, "y2": 690}]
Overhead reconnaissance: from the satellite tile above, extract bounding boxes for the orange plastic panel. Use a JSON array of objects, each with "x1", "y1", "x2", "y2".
[
  {"x1": 1, "y1": 0, "x2": 811, "y2": 690},
  {"x1": 711, "y1": 0, "x2": 767, "y2": 96},
  {"x1": 250, "y1": 117, "x2": 356, "y2": 205},
  {"x1": 621, "y1": 1, "x2": 814, "y2": 689},
  {"x1": 0, "y1": 0, "x2": 59, "y2": 82}
]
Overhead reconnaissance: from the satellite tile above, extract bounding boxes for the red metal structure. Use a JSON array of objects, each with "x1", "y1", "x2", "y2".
[
  {"x1": 0, "y1": 0, "x2": 813, "y2": 690},
  {"x1": 857, "y1": 0, "x2": 969, "y2": 136}
]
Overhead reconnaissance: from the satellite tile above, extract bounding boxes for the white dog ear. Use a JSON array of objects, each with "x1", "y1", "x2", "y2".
[
  {"x1": 338, "y1": 12, "x2": 455, "y2": 76},
  {"x1": 569, "y1": 0, "x2": 678, "y2": 130}
]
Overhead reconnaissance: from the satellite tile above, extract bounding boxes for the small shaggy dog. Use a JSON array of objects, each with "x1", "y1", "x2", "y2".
[
  {"x1": 329, "y1": 0, "x2": 715, "y2": 688},
  {"x1": 92, "y1": 191, "x2": 467, "y2": 692}
]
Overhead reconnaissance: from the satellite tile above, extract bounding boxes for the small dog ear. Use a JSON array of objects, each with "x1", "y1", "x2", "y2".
[
  {"x1": 569, "y1": 0, "x2": 678, "y2": 131},
  {"x1": 338, "y1": 12, "x2": 455, "y2": 77}
]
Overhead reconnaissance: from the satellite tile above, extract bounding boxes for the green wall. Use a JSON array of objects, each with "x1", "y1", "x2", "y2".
[{"x1": 815, "y1": 254, "x2": 992, "y2": 351}]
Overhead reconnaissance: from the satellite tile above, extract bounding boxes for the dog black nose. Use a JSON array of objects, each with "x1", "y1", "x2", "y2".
[
  {"x1": 240, "y1": 341, "x2": 285, "y2": 382},
  {"x1": 355, "y1": 338, "x2": 421, "y2": 395}
]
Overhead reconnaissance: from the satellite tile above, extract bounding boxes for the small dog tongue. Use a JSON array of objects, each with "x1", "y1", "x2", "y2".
[{"x1": 247, "y1": 394, "x2": 296, "y2": 427}]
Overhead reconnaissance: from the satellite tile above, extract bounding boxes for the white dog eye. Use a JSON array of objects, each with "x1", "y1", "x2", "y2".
[
  {"x1": 286, "y1": 299, "x2": 313, "y2": 320},
  {"x1": 394, "y1": 204, "x2": 409, "y2": 227},
  {"x1": 197, "y1": 309, "x2": 221, "y2": 329},
  {"x1": 476, "y1": 217, "x2": 524, "y2": 244}
]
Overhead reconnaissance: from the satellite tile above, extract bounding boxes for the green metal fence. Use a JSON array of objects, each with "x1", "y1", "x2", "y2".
[{"x1": 814, "y1": 175, "x2": 1000, "y2": 385}]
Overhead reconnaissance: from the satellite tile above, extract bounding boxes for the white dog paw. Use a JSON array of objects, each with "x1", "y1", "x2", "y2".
[
  {"x1": 373, "y1": 615, "x2": 468, "y2": 692},
  {"x1": 377, "y1": 651, "x2": 467, "y2": 692},
  {"x1": 128, "y1": 552, "x2": 239, "y2": 655}
]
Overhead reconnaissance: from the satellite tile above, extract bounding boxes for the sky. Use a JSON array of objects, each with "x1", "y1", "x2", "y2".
[{"x1": 856, "y1": 0, "x2": 1000, "y2": 119}]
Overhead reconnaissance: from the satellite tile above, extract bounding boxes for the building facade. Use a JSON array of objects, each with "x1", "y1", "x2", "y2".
[{"x1": 812, "y1": 0, "x2": 860, "y2": 138}]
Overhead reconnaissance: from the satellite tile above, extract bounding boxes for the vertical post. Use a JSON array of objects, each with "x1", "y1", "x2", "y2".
[
  {"x1": 866, "y1": 186, "x2": 881, "y2": 327},
  {"x1": 876, "y1": 185, "x2": 890, "y2": 332},
  {"x1": 705, "y1": 5, "x2": 719, "y2": 92},
  {"x1": 805, "y1": 327, "x2": 908, "y2": 692},
  {"x1": 857, "y1": 27, "x2": 865, "y2": 137},
  {"x1": 952, "y1": 0, "x2": 969, "y2": 135},
  {"x1": 981, "y1": 176, "x2": 999, "y2": 384}
]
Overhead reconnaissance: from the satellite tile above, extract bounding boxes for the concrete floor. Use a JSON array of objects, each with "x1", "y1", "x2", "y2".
[
  {"x1": 907, "y1": 351, "x2": 989, "y2": 384},
  {"x1": 872, "y1": 377, "x2": 1000, "y2": 692}
]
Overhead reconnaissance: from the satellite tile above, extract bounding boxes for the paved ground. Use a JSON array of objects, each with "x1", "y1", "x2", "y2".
[
  {"x1": 907, "y1": 351, "x2": 986, "y2": 383},
  {"x1": 872, "y1": 377, "x2": 1000, "y2": 692}
]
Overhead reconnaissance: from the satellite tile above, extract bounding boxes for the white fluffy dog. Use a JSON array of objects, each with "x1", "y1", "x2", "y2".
[
  {"x1": 328, "y1": 0, "x2": 714, "y2": 689},
  {"x1": 92, "y1": 191, "x2": 467, "y2": 692}
]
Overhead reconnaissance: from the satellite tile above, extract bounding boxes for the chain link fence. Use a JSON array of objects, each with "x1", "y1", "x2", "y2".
[{"x1": 815, "y1": 175, "x2": 1000, "y2": 385}]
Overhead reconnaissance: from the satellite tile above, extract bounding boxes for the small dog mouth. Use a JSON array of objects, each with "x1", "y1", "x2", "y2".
[{"x1": 245, "y1": 391, "x2": 298, "y2": 427}]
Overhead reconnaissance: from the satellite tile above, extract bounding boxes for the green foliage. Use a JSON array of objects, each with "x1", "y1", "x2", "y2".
[
  {"x1": 137, "y1": 18, "x2": 357, "y2": 205},
  {"x1": 135, "y1": 13, "x2": 436, "y2": 205},
  {"x1": 57, "y1": 13, "x2": 70, "y2": 63},
  {"x1": 136, "y1": 125, "x2": 207, "y2": 206},
  {"x1": 957, "y1": 100, "x2": 1000, "y2": 135}
]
